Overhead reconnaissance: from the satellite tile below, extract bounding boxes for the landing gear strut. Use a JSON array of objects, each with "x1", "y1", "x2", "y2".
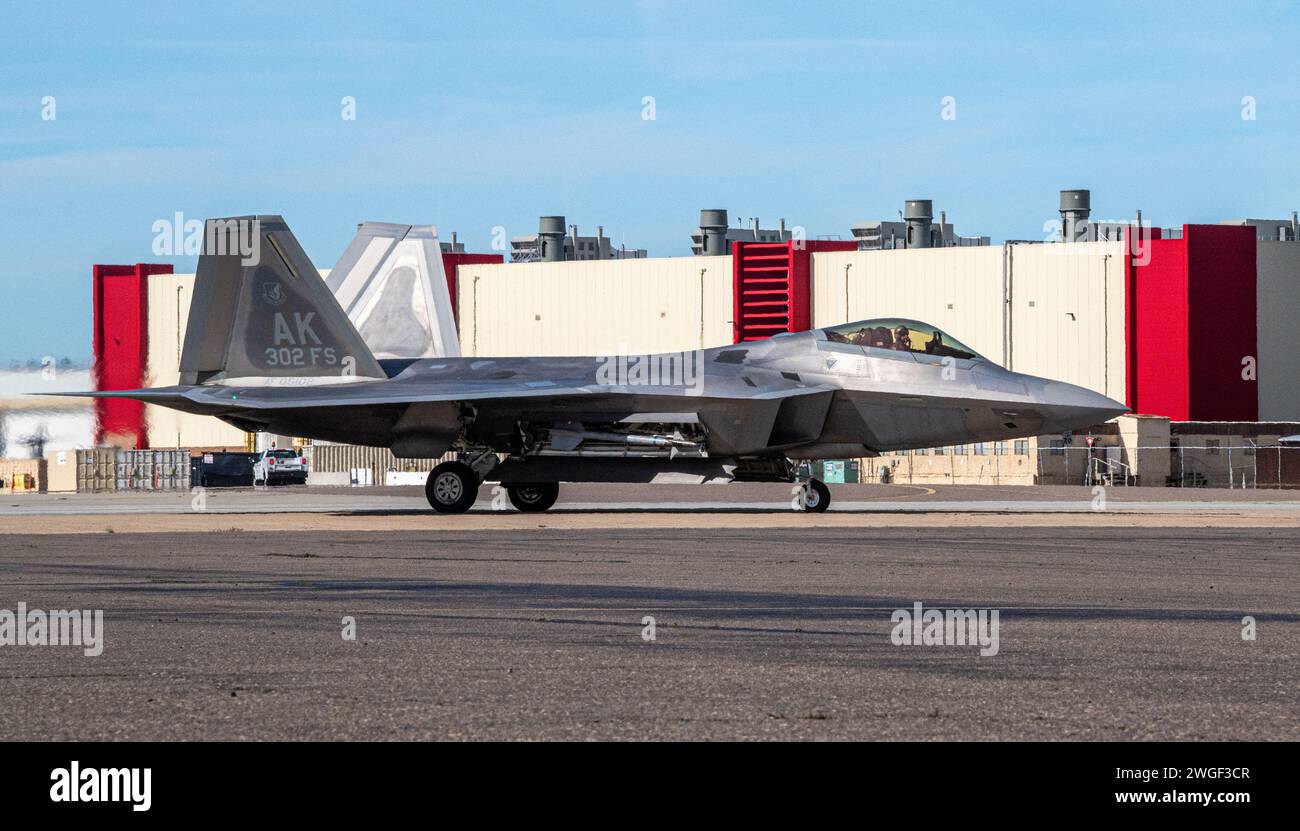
[
  {"x1": 425, "y1": 461, "x2": 479, "y2": 514},
  {"x1": 506, "y1": 482, "x2": 560, "y2": 513}
]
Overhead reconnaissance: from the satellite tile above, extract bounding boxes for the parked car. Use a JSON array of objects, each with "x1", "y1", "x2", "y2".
[{"x1": 252, "y1": 449, "x2": 308, "y2": 486}]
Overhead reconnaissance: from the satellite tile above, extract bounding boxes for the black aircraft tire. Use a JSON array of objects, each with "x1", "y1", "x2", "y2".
[
  {"x1": 802, "y1": 479, "x2": 831, "y2": 513},
  {"x1": 425, "y1": 462, "x2": 480, "y2": 514},
  {"x1": 507, "y1": 482, "x2": 560, "y2": 513}
]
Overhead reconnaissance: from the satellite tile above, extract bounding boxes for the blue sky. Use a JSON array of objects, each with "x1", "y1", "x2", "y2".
[{"x1": 2, "y1": 0, "x2": 1297, "y2": 361}]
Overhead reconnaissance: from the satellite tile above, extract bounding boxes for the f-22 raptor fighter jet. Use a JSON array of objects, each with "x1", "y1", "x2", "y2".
[{"x1": 62, "y1": 216, "x2": 1126, "y2": 514}]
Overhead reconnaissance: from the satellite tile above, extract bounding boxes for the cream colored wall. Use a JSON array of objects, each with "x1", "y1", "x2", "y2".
[
  {"x1": 810, "y1": 247, "x2": 1007, "y2": 365},
  {"x1": 457, "y1": 257, "x2": 733, "y2": 357},
  {"x1": 1256, "y1": 241, "x2": 1300, "y2": 420},
  {"x1": 862, "y1": 449, "x2": 1037, "y2": 486},
  {"x1": 143, "y1": 272, "x2": 241, "y2": 448},
  {"x1": 1006, "y1": 241, "x2": 1127, "y2": 400}
]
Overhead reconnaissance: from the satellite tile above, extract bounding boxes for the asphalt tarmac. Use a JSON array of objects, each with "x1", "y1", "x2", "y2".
[{"x1": 1, "y1": 486, "x2": 1296, "y2": 740}]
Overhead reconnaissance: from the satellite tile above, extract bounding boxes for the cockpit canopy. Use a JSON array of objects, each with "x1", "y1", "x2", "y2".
[{"x1": 819, "y1": 318, "x2": 985, "y2": 361}]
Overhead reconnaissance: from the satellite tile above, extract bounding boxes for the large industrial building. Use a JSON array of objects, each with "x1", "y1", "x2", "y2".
[
  {"x1": 6, "y1": 189, "x2": 1300, "y2": 491},
  {"x1": 459, "y1": 198, "x2": 1296, "y2": 426}
]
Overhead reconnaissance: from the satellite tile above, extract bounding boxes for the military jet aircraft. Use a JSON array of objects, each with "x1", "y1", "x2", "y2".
[{"x1": 57, "y1": 216, "x2": 1126, "y2": 513}]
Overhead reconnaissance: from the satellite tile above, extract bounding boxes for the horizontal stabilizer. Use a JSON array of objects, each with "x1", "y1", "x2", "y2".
[{"x1": 32, "y1": 387, "x2": 215, "y2": 416}]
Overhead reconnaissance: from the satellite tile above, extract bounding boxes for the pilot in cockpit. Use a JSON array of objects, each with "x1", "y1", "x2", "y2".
[{"x1": 893, "y1": 325, "x2": 912, "y2": 351}]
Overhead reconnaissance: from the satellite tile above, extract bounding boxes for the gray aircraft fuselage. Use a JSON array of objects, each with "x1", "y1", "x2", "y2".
[{"x1": 113, "y1": 322, "x2": 1124, "y2": 465}]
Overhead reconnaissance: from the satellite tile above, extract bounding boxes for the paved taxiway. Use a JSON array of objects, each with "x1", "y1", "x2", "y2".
[
  {"x1": 1, "y1": 484, "x2": 1297, "y2": 740},
  {"x1": 7, "y1": 483, "x2": 1300, "y2": 533}
]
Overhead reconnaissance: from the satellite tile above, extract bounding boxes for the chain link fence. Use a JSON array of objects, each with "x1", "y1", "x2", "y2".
[
  {"x1": 1038, "y1": 444, "x2": 1270, "y2": 488},
  {"x1": 865, "y1": 442, "x2": 1292, "y2": 488}
]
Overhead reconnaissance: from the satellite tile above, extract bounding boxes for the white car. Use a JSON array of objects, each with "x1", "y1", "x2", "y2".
[{"x1": 252, "y1": 449, "x2": 308, "y2": 486}]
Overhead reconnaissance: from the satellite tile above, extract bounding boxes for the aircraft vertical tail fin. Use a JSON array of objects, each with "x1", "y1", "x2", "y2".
[
  {"x1": 325, "y1": 221, "x2": 461, "y2": 360},
  {"x1": 179, "y1": 216, "x2": 386, "y2": 385}
]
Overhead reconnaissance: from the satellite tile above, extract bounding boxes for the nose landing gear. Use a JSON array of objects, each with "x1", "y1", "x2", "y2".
[{"x1": 798, "y1": 478, "x2": 832, "y2": 513}]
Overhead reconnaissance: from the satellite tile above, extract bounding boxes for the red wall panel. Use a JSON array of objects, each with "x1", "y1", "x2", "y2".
[
  {"x1": 1131, "y1": 236, "x2": 1190, "y2": 419},
  {"x1": 1127, "y1": 225, "x2": 1258, "y2": 421},
  {"x1": 92, "y1": 263, "x2": 171, "y2": 448},
  {"x1": 731, "y1": 239, "x2": 856, "y2": 343},
  {"x1": 1187, "y1": 225, "x2": 1257, "y2": 421}
]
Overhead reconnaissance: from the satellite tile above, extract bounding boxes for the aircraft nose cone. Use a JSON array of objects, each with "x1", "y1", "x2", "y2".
[{"x1": 1042, "y1": 382, "x2": 1128, "y2": 432}]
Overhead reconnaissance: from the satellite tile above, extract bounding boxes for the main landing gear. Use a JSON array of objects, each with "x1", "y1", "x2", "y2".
[
  {"x1": 424, "y1": 460, "x2": 562, "y2": 514},
  {"x1": 422, "y1": 456, "x2": 829, "y2": 515},
  {"x1": 505, "y1": 482, "x2": 559, "y2": 512},
  {"x1": 425, "y1": 461, "x2": 480, "y2": 514}
]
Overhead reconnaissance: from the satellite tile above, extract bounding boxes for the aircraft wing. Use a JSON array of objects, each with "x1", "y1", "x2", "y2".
[
  {"x1": 46, "y1": 368, "x2": 838, "y2": 458},
  {"x1": 46, "y1": 371, "x2": 829, "y2": 410}
]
